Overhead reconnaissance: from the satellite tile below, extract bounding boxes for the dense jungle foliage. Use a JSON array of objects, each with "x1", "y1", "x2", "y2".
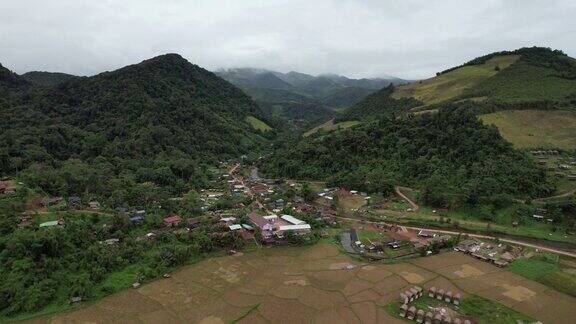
[{"x1": 0, "y1": 55, "x2": 272, "y2": 206}]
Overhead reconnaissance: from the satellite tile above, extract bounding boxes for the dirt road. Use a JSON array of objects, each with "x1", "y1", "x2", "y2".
[{"x1": 395, "y1": 186, "x2": 419, "y2": 211}]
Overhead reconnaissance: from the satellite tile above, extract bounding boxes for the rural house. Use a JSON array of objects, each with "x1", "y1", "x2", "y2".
[{"x1": 163, "y1": 214, "x2": 182, "y2": 227}]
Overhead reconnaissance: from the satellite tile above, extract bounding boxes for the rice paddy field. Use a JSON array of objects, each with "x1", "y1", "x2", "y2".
[
  {"x1": 27, "y1": 244, "x2": 576, "y2": 323},
  {"x1": 479, "y1": 109, "x2": 576, "y2": 149}
]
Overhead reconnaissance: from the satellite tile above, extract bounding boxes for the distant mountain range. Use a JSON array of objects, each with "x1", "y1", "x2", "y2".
[{"x1": 216, "y1": 68, "x2": 409, "y2": 123}]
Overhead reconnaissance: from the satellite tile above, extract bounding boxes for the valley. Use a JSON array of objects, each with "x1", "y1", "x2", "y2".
[{"x1": 1, "y1": 46, "x2": 576, "y2": 323}]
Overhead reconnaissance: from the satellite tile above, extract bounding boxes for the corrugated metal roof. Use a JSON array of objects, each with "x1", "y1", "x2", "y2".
[
  {"x1": 281, "y1": 214, "x2": 305, "y2": 225},
  {"x1": 279, "y1": 224, "x2": 311, "y2": 231}
]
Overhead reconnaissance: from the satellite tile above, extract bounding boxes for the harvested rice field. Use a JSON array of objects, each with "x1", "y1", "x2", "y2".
[{"x1": 28, "y1": 246, "x2": 576, "y2": 323}]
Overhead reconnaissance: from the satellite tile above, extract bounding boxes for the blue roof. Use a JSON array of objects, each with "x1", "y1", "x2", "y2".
[
  {"x1": 229, "y1": 224, "x2": 242, "y2": 230},
  {"x1": 130, "y1": 215, "x2": 145, "y2": 222}
]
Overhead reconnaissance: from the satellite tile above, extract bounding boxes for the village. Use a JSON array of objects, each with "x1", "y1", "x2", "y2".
[{"x1": 2, "y1": 159, "x2": 528, "y2": 271}]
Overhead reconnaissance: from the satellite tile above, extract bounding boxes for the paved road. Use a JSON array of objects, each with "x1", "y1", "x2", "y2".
[{"x1": 337, "y1": 216, "x2": 576, "y2": 258}]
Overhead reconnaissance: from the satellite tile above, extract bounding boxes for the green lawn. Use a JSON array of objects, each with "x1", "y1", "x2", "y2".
[
  {"x1": 384, "y1": 295, "x2": 533, "y2": 324},
  {"x1": 357, "y1": 229, "x2": 387, "y2": 242},
  {"x1": 245, "y1": 115, "x2": 272, "y2": 132}
]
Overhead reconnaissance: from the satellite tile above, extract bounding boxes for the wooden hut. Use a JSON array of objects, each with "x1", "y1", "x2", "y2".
[
  {"x1": 407, "y1": 306, "x2": 417, "y2": 320},
  {"x1": 400, "y1": 292, "x2": 408, "y2": 304},
  {"x1": 444, "y1": 291, "x2": 453, "y2": 303},
  {"x1": 437, "y1": 289, "x2": 445, "y2": 300},
  {"x1": 399, "y1": 304, "x2": 408, "y2": 317},
  {"x1": 415, "y1": 286, "x2": 423, "y2": 297},
  {"x1": 428, "y1": 286, "x2": 436, "y2": 298},
  {"x1": 425, "y1": 312, "x2": 433, "y2": 324},
  {"x1": 410, "y1": 287, "x2": 419, "y2": 300},
  {"x1": 416, "y1": 309, "x2": 425, "y2": 323},
  {"x1": 434, "y1": 314, "x2": 442, "y2": 324},
  {"x1": 453, "y1": 293, "x2": 461, "y2": 305}
]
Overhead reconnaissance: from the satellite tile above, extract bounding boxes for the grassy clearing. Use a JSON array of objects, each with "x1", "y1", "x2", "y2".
[
  {"x1": 384, "y1": 294, "x2": 533, "y2": 324},
  {"x1": 245, "y1": 115, "x2": 272, "y2": 132},
  {"x1": 393, "y1": 55, "x2": 519, "y2": 105},
  {"x1": 480, "y1": 109, "x2": 576, "y2": 149},
  {"x1": 303, "y1": 119, "x2": 360, "y2": 137},
  {"x1": 508, "y1": 253, "x2": 576, "y2": 297},
  {"x1": 357, "y1": 229, "x2": 388, "y2": 244}
]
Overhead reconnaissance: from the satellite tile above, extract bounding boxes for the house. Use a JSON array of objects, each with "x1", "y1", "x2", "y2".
[
  {"x1": 41, "y1": 197, "x2": 63, "y2": 207},
  {"x1": 238, "y1": 228, "x2": 254, "y2": 240},
  {"x1": 219, "y1": 217, "x2": 237, "y2": 226},
  {"x1": 163, "y1": 215, "x2": 182, "y2": 227},
  {"x1": 187, "y1": 218, "x2": 201, "y2": 229},
  {"x1": 274, "y1": 199, "x2": 285, "y2": 208},
  {"x1": 39, "y1": 220, "x2": 61, "y2": 228},
  {"x1": 229, "y1": 224, "x2": 242, "y2": 231},
  {"x1": 88, "y1": 201, "x2": 100, "y2": 210},
  {"x1": 278, "y1": 224, "x2": 311, "y2": 235},
  {"x1": 294, "y1": 203, "x2": 314, "y2": 214},
  {"x1": 262, "y1": 215, "x2": 278, "y2": 224},
  {"x1": 130, "y1": 210, "x2": 146, "y2": 223},
  {"x1": 102, "y1": 238, "x2": 120, "y2": 245},
  {"x1": 281, "y1": 214, "x2": 306, "y2": 225},
  {"x1": 248, "y1": 212, "x2": 274, "y2": 238},
  {"x1": 68, "y1": 196, "x2": 81, "y2": 208},
  {"x1": 417, "y1": 230, "x2": 434, "y2": 238},
  {"x1": 250, "y1": 183, "x2": 268, "y2": 194}
]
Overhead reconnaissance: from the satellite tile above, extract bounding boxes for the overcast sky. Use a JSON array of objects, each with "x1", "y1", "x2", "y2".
[{"x1": 1, "y1": 0, "x2": 575, "y2": 79}]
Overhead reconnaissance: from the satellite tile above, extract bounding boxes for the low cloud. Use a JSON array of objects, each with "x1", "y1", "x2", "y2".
[{"x1": 1, "y1": 0, "x2": 574, "y2": 79}]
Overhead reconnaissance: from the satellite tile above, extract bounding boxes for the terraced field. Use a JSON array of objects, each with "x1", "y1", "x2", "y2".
[
  {"x1": 29, "y1": 244, "x2": 576, "y2": 323},
  {"x1": 392, "y1": 55, "x2": 519, "y2": 105},
  {"x1": 479, "y1": 109, "x2": 576, "y2": 149}
]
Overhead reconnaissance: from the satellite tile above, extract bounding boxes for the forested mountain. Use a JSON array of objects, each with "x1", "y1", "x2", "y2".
[
  {"x1": 216, "y1": 68, "x2": 408, "y2": 122},
  {"x1": 263, "y1": 104, "x2": 552, "y2": 204},
  {"x1": 264, "y1": 48, "x2": 576, "y2": 203},
  {"x1": 21, "y1": 71, "x2": 77, "y2": 86},
  {"x1": 0, "y1": 54, "x2": 271, "y2": 205}
]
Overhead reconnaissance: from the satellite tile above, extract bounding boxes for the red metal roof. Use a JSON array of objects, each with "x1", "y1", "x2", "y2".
[
  {"x1": 248, "y1": 212, "x2": 268, "y2": 227},
  {"x1": 163, "y1": 215, "x2": 182, "y2": 224}
]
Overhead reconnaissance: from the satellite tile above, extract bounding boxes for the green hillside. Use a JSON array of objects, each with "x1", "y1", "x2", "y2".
[
  {"x1": 263, "y1": 105, "x2": 550, "y2": 201},
  {"x1": 480, "y1": 110, "x2": 576, "y2": 149},
  {"x1": 246, "y1": 115, "x2": 272, "y2": 132},
  {"x1": 393, "y1": 47, "x2": 576, "y2": 105},
  {"x1": 0, "y1": 54, "x2": 270, "y2": 201},
  {"x1": 393, "y1": 55, "x2": 519, "y2": 104}
]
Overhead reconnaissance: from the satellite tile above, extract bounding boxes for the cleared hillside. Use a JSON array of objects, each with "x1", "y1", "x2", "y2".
[
  {"x1": 392, "y1": 55, "x2": 519, "y2": 104},
  {"x1": 480, "y1": 110, "x2": 576, "y2": 149}
]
